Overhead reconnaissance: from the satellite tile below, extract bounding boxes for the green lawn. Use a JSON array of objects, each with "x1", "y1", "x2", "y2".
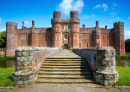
[
  {"x1": 0, "y1": 68, "x2": 15, "y2": 87},
  {"x1": 0, "y1": 56, "x2": 15, "y2": 60},
  {"x1": 116, "y1": 66, "x2": 130, "y2": 86},
  {"x1": 0, "y1": 66, "x2": 129, "y2": 87}
]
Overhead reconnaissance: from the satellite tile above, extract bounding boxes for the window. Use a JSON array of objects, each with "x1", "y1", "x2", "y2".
[
  {"x1": 89, "y1": 35, "x2": 91, "y2": 39},
  {"x1": 42, "y1": 36, "x2": 44, "y2": 40},
  {"x1": 79, "y1": 43, "x2": 81, "y2": 47},
  {"x1": 79, "y1": 35, "x2": 81, "y2": 39},
  {"x1": 107, "y1": 43, "x2": 108, "y2": 47},
  {"x1": 97, "y1": 43, "x2": 99, "y2": 47},
  {"x1": 19, "y1": 36, "x2": 20, "y2": 40},
  {"x1": 103, "y1": 44, "x2": 105, "y2": 47},
  {"x1": 107, "y1": 36, "x2": 108, "y2": 40},
  {"x1": 117, "y1": 36, "x2": 119, "y2": 40},
  {"x1": 62, "y1": 25, "x2": 64, "y2": 29},
  {"x1": 35, "y1": 58, "x2": 37, "y2": 62},
  {"x1": 50, "y1": 44, "x2": 51, "y2": 47},
  {"x1": 74, "y1": 28, "x2": 76, "y2": 30},
  {"x1": 48, "y1": 35, "x2": 49, "y2": 40},
  {"x1": 39, "y1": 44, "x2": 40, "y2": 47},
  {"x1": 56, "y1": 28, "x2": 57, "y2": 30},
  {"x1": 68, "y1": 25, "x2": 70, "y2": 29},
  {"x1": 36, "y1": 37, "x2": 37, "y2": 40},
  {"x1": 26, "y1": 36, "x2": 27, "y2": 40},
  {"x1": 87, "y1": 43, "x2": 88, "y2": 47},
  {"x1": 12, "y1": 37, "x2": 14, "y2": 39},
  {"x1": 12, "y1": 45, "x2": 14, "y2": 48},
  {"x1": 103, "y1": 36, "x2": 104, "y2": 39},
  {"x1": 64, "y1": 34, "x2": 67, "y2": 40},
  {"x1": 97, "y1": 35, "x2": 99, "y2": 39}
]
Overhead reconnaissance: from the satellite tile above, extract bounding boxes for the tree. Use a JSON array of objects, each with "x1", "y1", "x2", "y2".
[
  {"x1": 125, "y1": 39, "x2": 130, "y2": 52},
  {"x1": 0, "y1": 31, "x2": 6, "y2": 48}
]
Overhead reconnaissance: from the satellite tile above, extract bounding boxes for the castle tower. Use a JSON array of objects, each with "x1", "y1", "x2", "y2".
[
  {"x1": 51, "y1": 11, "x2": 62, "y2": 48},
  {"x1": 6, "y1": 22, "x2": 18, "y2": 56},
  {"x1": 70, "y1": 11, "x2": 80, "y2": 48},
  {"x1": 114, "y1": 22, "x2": 125, "y2": 56}
]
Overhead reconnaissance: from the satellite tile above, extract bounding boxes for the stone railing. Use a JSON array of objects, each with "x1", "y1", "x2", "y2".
[
  {"x1": 72, "y1": 47, "x2": 118, "y2": 86},
  {"x1": 12, "y1": 47, "x2": 61, "y2": 87}
]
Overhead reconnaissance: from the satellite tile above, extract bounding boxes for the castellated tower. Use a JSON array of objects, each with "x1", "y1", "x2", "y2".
[
  {"x1": 70, "y1": 11, "x2": 80, "y2": 48},
  {"x1": 6, "y1": 22, "x2": 18, "y2": 56},
  {"x1": 51, "y1": 11, "x2": 62, "y2": 48},
  {"x1": 114, "y1": 22, "x2": 125, "y2": 56}
]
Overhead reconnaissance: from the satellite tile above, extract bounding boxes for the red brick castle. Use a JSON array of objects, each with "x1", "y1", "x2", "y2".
[{"x1": 6, "y1": 11, "x2": 125, "y2": 56}]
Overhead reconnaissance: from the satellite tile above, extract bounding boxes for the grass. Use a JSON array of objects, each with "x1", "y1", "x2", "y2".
[
  {"x1": 0, "y1": 68, "x2": 16, "y2": 87},
  {"x1": 0, "y1": 56, "x2": 15, "y2": 60},
  {"x1": 116, "y1": 54, "x2": 130, "y2": 59},
  {"x1": 115, "y1": 66, "x2": 130, "y2": 86}
]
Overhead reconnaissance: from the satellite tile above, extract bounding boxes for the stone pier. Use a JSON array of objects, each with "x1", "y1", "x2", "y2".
[{"x1": 72, "y1": 47, "x2": 118, "y2": 86}]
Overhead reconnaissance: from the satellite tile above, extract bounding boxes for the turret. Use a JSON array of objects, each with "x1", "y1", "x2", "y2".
[
  {"x1": 51, "y1": 11, "x2": 62, "y2": 48},
  {"x1": 114, "y1": 21, "x2": 125, "y2": 56},
  {"x1": 96, "y1": 21, "x2": 99, "y2": 27},
  {"x1": 6, "y1": 22, "x2": 18, "y2": 56},
  {"x1": 32, "y1": 20, "x2": 35, "y2": 28},
  {"x1": 70, "y1": 11, "x2": 78, "y2": 19},
  {"x1": 53, "y1": 11, "x2": 61, "y2": 18},
  {"x1": 70, "y1": 11, "x2": 80, "y2": 48}
]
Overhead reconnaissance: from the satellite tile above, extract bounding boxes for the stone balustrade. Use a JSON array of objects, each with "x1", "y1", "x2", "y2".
[
  {"x1": 72, "y1": 47, "x2": 118, "y2": 86},
  {"x1": 13, "y1": 47, "x2": 61, "y2": 87}
]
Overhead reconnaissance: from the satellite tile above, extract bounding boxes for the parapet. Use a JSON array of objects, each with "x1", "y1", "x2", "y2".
[
  {"x1": 118, "y1": 21, "x2": 124, "y2": 25},
  {"x1": 6, "y1": 22, "x2": 17, "y2": 27},
  {"x1": 70, "y1": 11, "x2": 78, "y2": 19},
  {"x1": 53, "y1": 11, "x2": 61, "y2": 18}
]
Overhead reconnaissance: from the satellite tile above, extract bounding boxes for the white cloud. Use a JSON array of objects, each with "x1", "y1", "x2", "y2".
[
  {"x1": 110, "y1": 19, "x2": 114, "y2": 22},
  {"x1": 0, "y1": 29, "x2": 5, "y2": 31},
  {"x1": 83, "y1": 14, "x2": 96, "y2": 20},
  {"x1": 93, "y1": 5, "x2": 101, "y2": 9},
  {"x1": 84, "y1": 15, "x2": 90, "y2": 19},
  {"x1": 109, "y1": 12, "x2": 116, "y2": 16},
  {"x1": 102, "y1": 4, "x2": 108, "y2": 12},
  {"x1": 24, "y1": 21, "x2": 31, "y2": 26},
  {"x1": 0, "y1": 18, "x2": 2, "y2": 23},
  {"x1": 93, "y1": 4, "x2": 108, "y2": 12},
  {"x1": 128, "y1": 17, "x2": 130, "y2": 19},
  {"x1": 125, "y1": 31, "x2": 130, "y2": 40},
  {"x1": 114, "y1": 3, "x2": 116, "y2": 6},
  {"x1": 117, "y1": 17, "x2": 120, "y2": 20},
  {"x1": 58, "y1": 0, "x2": 84, "y2": 15}
]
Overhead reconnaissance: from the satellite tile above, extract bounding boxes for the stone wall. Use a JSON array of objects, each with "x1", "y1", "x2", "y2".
[
  {"x1": 13, "y1": 47, "x2": 61, "y2": 87},
  {"x1": 72, "y1": 47, "x2": 118, "y2": 86}
]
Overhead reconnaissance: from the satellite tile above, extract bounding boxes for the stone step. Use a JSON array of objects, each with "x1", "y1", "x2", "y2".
[
  {"x1": 44, "y1": 59, "x2": 87, "y2": 61},
  {"x1": 36, "y1": 79, "x2": 94, "y2": 83},
  {"x1": 39, "y1": 68, "x2": 92, "y2": 71},
  {"x1": 46, "y1": 57, "x2": 86, "y2": 59},
  {"x1": 38, "y1": 75, "x2": 93, "y2": 79},
  {"x1": 38, "y1": 71, "x2": 92, "y2": 75},
  {"x1": 43, "y1": 61, "x2": 88, "y2": 63},
  {"x1": 40, "y1": 66, "x2": 90, "y2": 68},
  {"x1": 42, "y1": 63, "x2": 89, "y2": 66}
]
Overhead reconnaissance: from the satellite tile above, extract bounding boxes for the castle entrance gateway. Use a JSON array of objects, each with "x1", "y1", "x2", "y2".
[
  {"x1": 64, "y1": 44, "x2": 68, "y2": 49},
  {"x1": 62, "y1": 31, "x2": 70, "y2": 49}
]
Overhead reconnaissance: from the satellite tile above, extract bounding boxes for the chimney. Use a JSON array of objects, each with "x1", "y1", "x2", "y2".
[
  {"x1": 22, "y1": 21, "x2": 24, "y2": 28},
  {"x1": 82, "y1": 24, "x2": 85, "y2": 28},
  {"x1": 105, "y1": 25, "x2": 107, "y2": 29},
  {"x1": 32, "y1": 20, "x2": 34, "y2": 27},
  {"x1": 96, "y1": 21, "x2": 99, "y2": 27}
]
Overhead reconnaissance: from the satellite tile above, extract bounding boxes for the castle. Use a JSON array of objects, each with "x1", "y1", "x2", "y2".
[{"x1": 6, "y1": 11, "x2": 125, "y2": 56}]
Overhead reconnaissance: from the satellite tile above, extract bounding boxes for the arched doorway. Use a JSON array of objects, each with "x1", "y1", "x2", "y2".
[{"x1": 64, "y1": 44, "x2": 68, "y2": 49}]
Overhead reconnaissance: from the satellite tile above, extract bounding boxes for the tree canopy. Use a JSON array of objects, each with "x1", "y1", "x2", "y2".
[
  {"x1": 125, "y1": 39, "x2": 130, "y2": 52},
  {"x1": 0, "y1": 31, "x2": 6, "y2": 48}
]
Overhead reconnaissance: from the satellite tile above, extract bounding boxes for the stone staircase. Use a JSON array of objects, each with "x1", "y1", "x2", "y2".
[{"x1": 36, "y1": 57, "x2": 94, "y2": 84}]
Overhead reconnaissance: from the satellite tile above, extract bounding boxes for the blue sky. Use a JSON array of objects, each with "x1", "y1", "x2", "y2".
[{"x1": 0, "y1": 0, "x2": 130, "y2": 40}]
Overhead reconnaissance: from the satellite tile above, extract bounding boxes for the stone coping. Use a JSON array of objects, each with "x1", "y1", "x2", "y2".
[
  {"x1": 16, "y1": 47, "x2": 61, "y2": 51},
  {"x1": 73, "y1": 47, "x2": 115, "y2": 51}
]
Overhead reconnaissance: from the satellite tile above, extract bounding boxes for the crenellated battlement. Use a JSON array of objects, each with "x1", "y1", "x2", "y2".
[{"x1": 6, "y1": 22, "x2": 17, "y2": 26}]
